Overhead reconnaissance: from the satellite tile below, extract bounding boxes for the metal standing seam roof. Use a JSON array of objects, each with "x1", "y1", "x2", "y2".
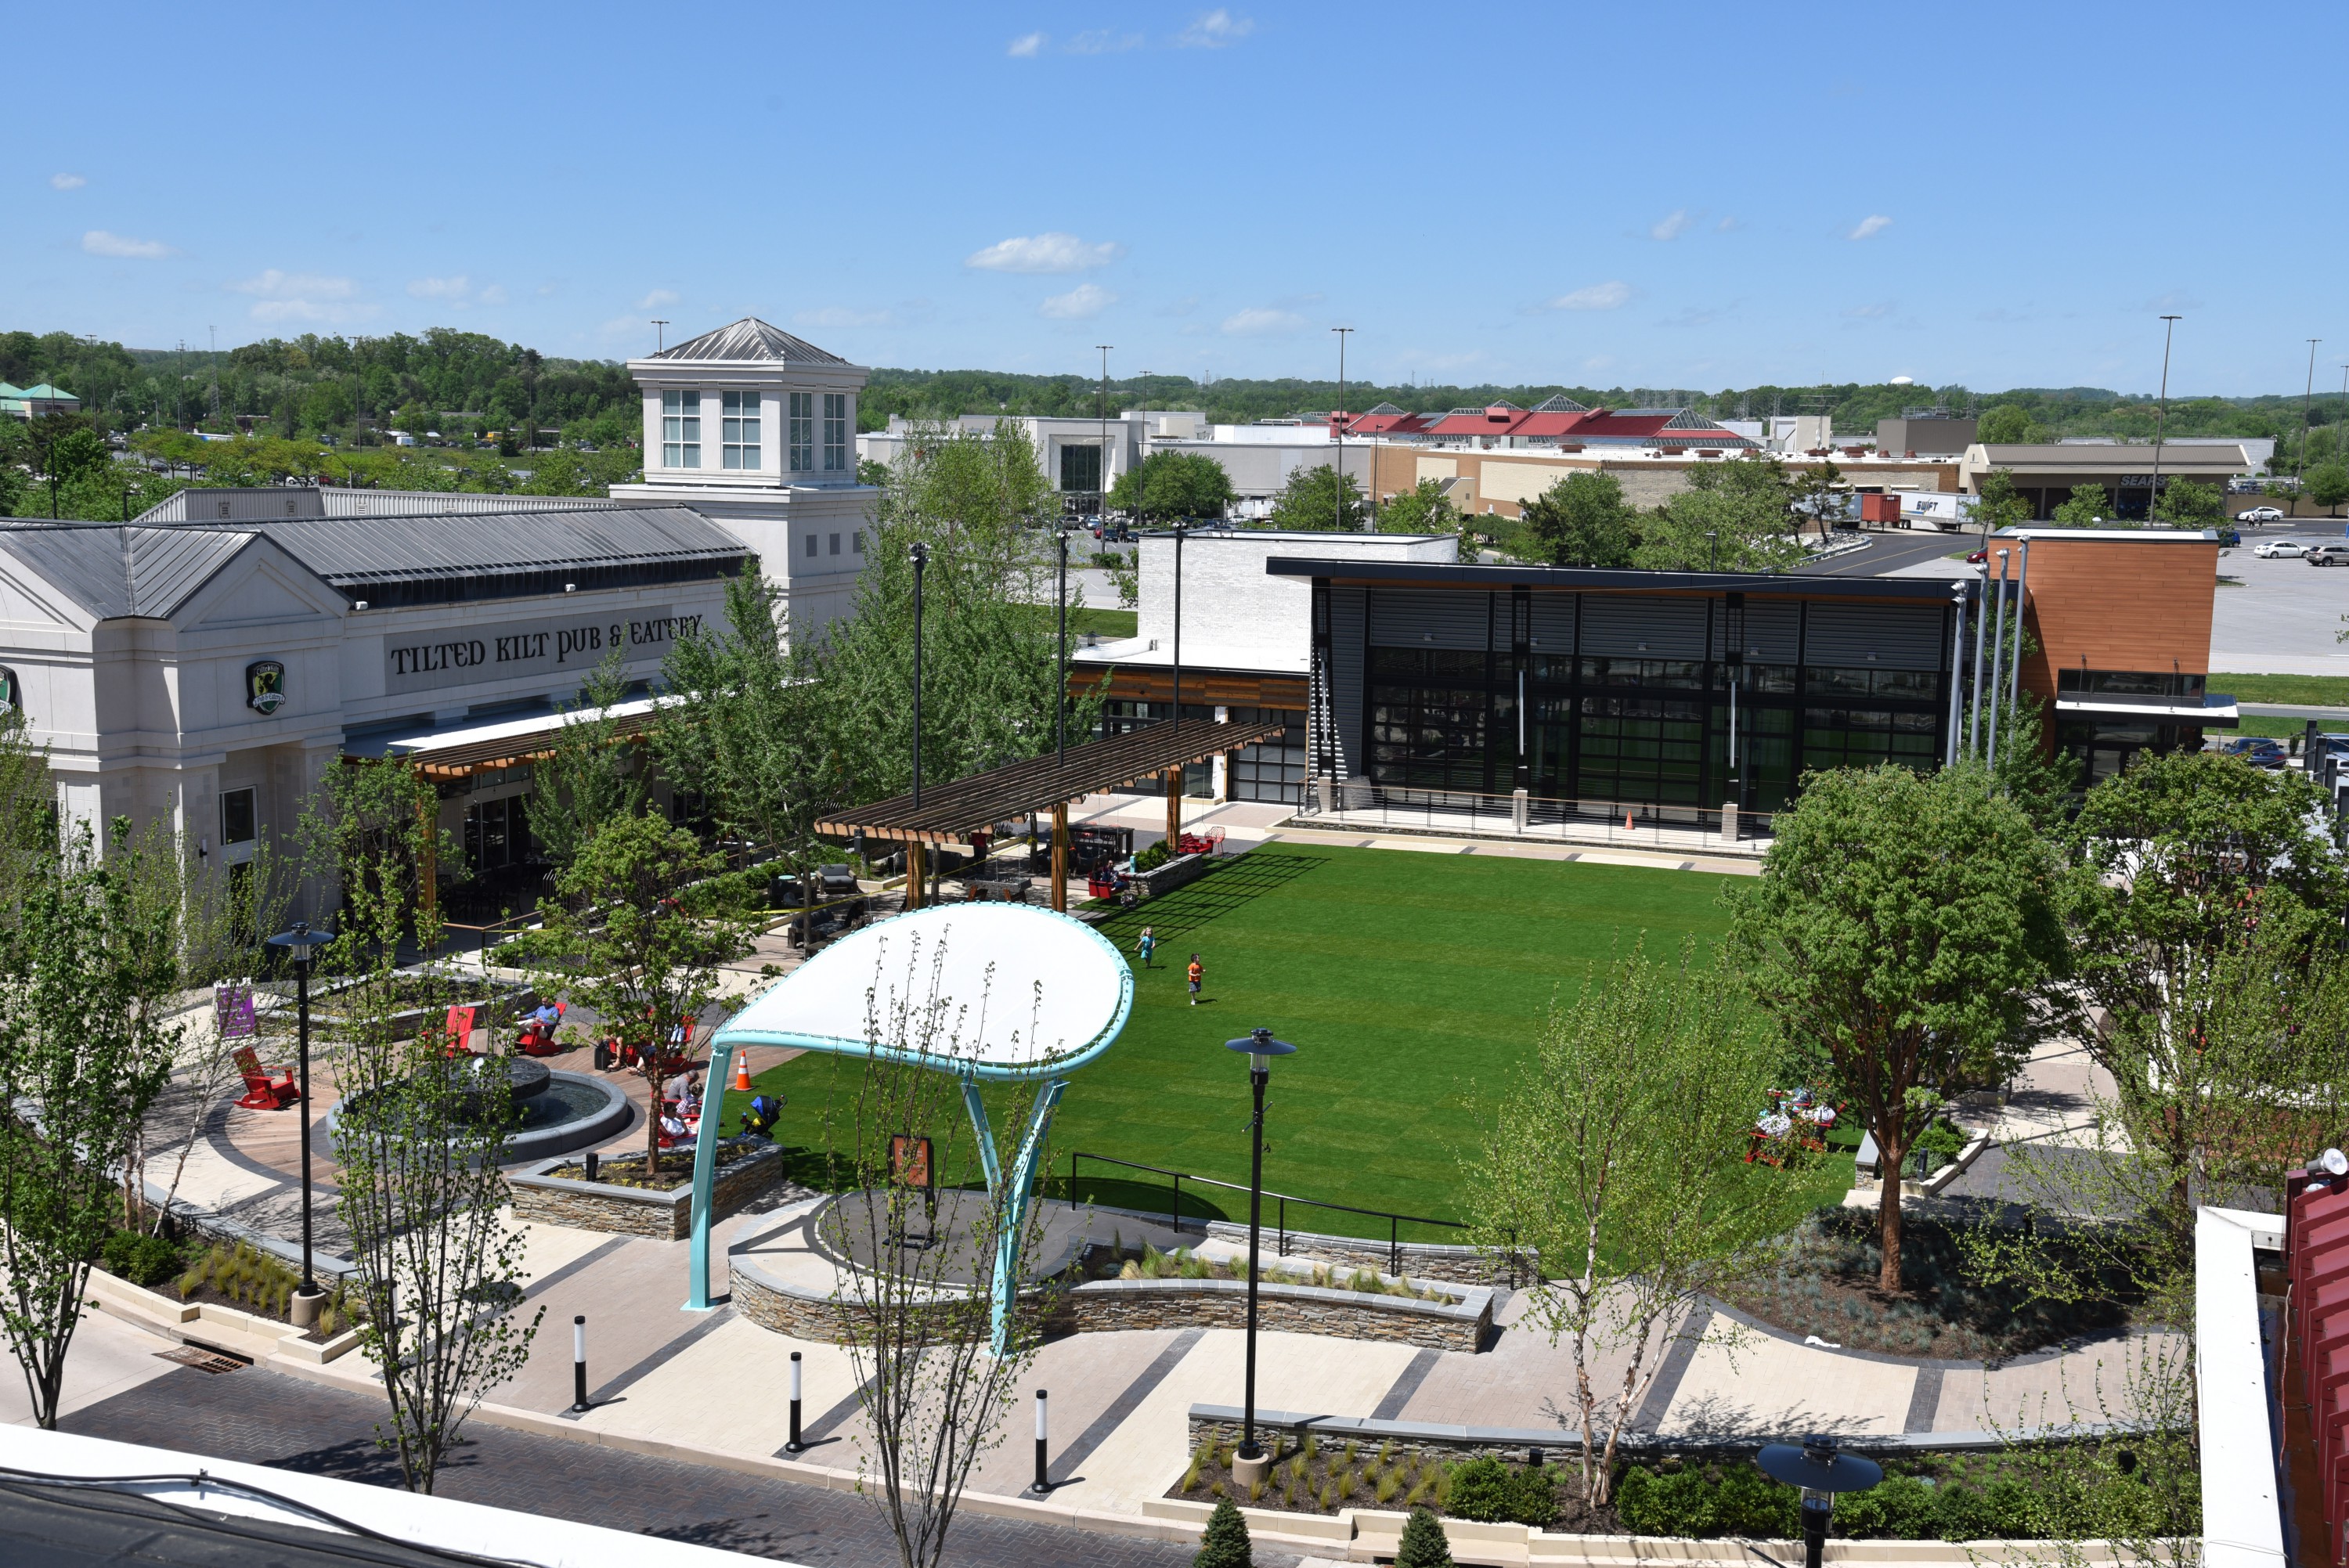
[
  {"x1": 647, "y1": 317, "x2": 849, "y2": 365},
  {"x1": 1265, "y1": 555, "x2": 1976, "y2": 601},
  {"x1": 814, "y1": 717, "x2": 1288, "y2": 845},
  {"x1": 0, "y1": 523, "x2": 263, "y2": 620},
  {"x1": 236, "y1": 505, "x2": 747, "y2": 590}
]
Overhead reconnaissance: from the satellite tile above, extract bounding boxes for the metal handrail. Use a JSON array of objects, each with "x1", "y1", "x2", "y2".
[{"x1": 1066, "y1": 1150, "x2": 1467, "y2": 1276}]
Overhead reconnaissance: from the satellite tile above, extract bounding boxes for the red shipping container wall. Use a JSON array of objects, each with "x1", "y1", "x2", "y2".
[
  {"x1": 1860, "y1": 492, "x2": 1903, "y2": 523},
  {"x1": 2286, "y1": 1171, "x2": 2349, "y2": 1565}
]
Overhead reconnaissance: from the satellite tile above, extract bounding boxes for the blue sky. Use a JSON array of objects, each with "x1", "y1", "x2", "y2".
[{"x1": 12, "y1": 2, "x2": 2346, "y2": 395}]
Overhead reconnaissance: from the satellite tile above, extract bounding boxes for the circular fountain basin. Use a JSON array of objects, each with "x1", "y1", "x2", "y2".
[{"x1": 327, "y1": 1067, "x2": 630, "y2": 1166}]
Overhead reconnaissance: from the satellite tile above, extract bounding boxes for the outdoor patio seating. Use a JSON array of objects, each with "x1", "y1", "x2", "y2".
[
  {"x1": 441, "y1": 1004, "x2": 478, "y2": 1056},
  {"x1": 514, "y1": 1001, "x2": 567, "y2": 1057},
  {"x1": 232, "y1": 1045, "x2": 298, "y2": 1111}
]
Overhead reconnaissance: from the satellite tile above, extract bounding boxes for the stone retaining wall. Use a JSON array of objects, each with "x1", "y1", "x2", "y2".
[
  {"x1": 1196, "y1": 1220, "x2": 1525, "y2": 1287},
  {"x1": 511, "y1": 1141, "x2": 787, "y2": 1241}
]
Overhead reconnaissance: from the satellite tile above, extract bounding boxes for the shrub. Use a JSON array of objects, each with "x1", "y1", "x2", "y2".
[
  {"x1": 1135, "y1": 842, "x2": 1172, "y2": 874},
  {"x1": 1933, "y1": 1482, "x2": 1998, "y2": 1541},
  {"x1": 1194, "y1": 1497, "x2": 1251, "y2": 1568},
  {"x1": 1711, "y1": 1462, "x2": 1798, "y2": 1537},
  {"x1": 1443, "y1": 1457, "x2": 1557, "y2": 1527},
  {"x1": 1834, "y1": 1473, "x2": 1937, "y2": 1538},
  {"x1": 1395, "y1": 1507, "x2": 1454, "y2": 1568},
  {"x1": 103, "y1": 1231, "x2": 183, "y2": 1289}
]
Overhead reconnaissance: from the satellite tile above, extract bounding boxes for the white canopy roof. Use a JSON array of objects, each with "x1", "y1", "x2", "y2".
[{"x1": 711, "y1": 904, "x2": 1131, "y2": 1082}]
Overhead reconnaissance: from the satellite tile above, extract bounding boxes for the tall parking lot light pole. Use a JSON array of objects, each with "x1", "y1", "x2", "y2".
[
  {"x1": 2151, "y1": 315, "x2": 2181, "y2": 513},
  {"x1": 1225, "y1": 1027, "x2": 1297, "y2": 1486}
]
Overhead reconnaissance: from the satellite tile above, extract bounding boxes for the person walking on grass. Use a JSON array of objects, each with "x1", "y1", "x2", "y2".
[
  {"x1": 1187, "y1": 953, "x2": 1203, "y2": 1005},
  {"x1": 1138, "y1": 925, "x2": 1156, "y2": 970}
]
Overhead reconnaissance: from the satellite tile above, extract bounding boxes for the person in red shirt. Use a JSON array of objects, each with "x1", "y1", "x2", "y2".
[{"x1": 1186, "y1": 953, "x2": 1203, "y2": 1005}]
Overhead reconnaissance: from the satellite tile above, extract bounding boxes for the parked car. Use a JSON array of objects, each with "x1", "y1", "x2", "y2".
[
  {"x1": 2308, "y1": 543, "x2": 2349, "y2": 567},
  {"x1": 2256, "y1": 539, "x2": 2311, "y2": 558},
  {"x1": 2239, "y1": 505, "x2": 2286, "y2": 523},
  {"x1": 1965, "y1": 548, "x2": 1988, "y2": 564},
  {"x1": 2216, "y1": 527, "x2": 2242, "y2": 547},
  {"x1": 2225, "y1": 737, "x2": 2289, "y2": 769}
]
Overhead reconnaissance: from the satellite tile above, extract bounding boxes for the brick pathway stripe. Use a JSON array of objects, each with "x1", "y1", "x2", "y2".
[
  {"x1": 1049, "y1": 1327, "x2": 1204, "y2": 1484},
  {"x1": 1369, "y1": 1347, "x2": 1439, "y2": 1421}
]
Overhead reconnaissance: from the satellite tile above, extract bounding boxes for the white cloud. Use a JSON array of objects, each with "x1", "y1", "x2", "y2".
[
  {"x1": 638, "y1": 288, "x2": 680, "y2": 309},
  {"x1": 407, "y1": 275, "x2": 471, "y2": 299},
  {"x1": 536, "y1": 282, "x2": 560, "y2": 297},
  {"x1": 478, "y1": 283, "x2": 507, "y2": 306},
  {"x1": 1066, "y1": 29, "x2": 1142, "y2": 52},
  {"x1": 1220, "y1": 307, "x2": 1304, "y2": 337},
  {"x1": 1007, "y1": 31, "x2": 1045, "y2": 56},
  {"x1": 1716, "y1": 214, "x2": 1741, "y2": 232},
  {"x1": 1040, "y1": 283, "x2": 1116, "y2": 320},
  {"x1": 50, "y1": 172, "x2": 85, "y2": 190},
  {"x1": 1546, "y1": 281, "x2": 1632, "y2": 312},
  {"x1": 1178, "y1": 9, "x2": 1254, "y2": 45},
  {"x1": 965, "y1": 232, "x2": 1124, "y2": 274},
  {"x1": 1849, "y1": 214, "x2": 1893, "y2": 240},
  {"x1": 82, "y1": 229, "x2": 170, "y2": 259},
  {"x1": 1650, "y1": 209, "x2": 1692, "y2": 241},
  {"x1": 231, "y1": 269, "x2": 369, "y2": 323}
]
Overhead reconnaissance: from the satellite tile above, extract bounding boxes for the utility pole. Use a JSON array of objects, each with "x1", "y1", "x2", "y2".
[
  {"x1": 1331, "y1": 326, "x2": 1353, "y2": 531},
  {"x1": 207, "y1": 326, "x2": 220, "y2": 426},
  {"x1": 2303, "y1": 339, "x2": 2322, "y2": 485},
  {"x1": 1096, "y1": 344, "x2": 1113, "y2": 518},
  {"x1": 2150, "y1": 315, "x2": 2180, "y2": 521}
]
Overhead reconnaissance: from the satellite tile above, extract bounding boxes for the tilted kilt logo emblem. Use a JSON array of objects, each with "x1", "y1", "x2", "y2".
[{"x1": 246, "y1": 660, "x2": 287, "y2": 716}]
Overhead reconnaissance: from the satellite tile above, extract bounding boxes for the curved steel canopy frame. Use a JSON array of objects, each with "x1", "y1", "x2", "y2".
[{"x1": 690, "y1": 904, "x2": 1133, "y2": 1352}]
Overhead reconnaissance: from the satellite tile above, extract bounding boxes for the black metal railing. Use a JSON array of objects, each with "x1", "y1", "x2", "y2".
[{"x1": 1065, "y1": 1151, "x2": 1468, "y2": 1276}]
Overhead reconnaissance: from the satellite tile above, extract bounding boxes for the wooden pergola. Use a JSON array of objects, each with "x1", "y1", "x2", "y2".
[{"x1": 814, "y1": 716, "x2": 1284, "y2": 910}]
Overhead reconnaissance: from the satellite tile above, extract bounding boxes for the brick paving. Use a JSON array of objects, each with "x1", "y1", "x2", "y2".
[{"x1": 63, "y1": 1364, "x2": 1275, "y2": 1567}]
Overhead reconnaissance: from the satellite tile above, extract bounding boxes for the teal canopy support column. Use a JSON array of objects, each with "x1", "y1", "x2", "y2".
[
  {"x1": 963, "y1": 1076, "x2": 1068, "y2": 1356},
  {"x1": 685, "y1": 1034, "x2": 740, "y2": 1311}
]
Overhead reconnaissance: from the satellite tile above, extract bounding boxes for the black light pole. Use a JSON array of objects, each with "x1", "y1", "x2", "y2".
[
  {"x1": 1056, "y1": 527, "x2": 1070, "y2": 765},
  {"x1": 267, "y1": 920, "x2": 330, "y2": 1324},
  {"x1": 909, "y1": 542, "x2": 927, "y2": 808},
  {"x1": 1170, "y1": 524, "x2": 1185, "y2": 726},
  {"x1": 1224, "y1": 1027, "x2": 1297, "y2": 1483},
  {"x1": 1757, "y1": 1435, "x2": 1882, "y2": 1568},
  {"x1": 2151, "y1": 315, "x2": 2181, "y2": 517},
  {"x1": 1331, "y1": 326, "x2": 1353, "y2": 530}
]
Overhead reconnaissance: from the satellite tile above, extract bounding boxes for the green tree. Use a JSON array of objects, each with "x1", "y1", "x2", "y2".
[
  {"x1": 1378, "y1": 478, "x2": 1460, "y2": 536},
  {"x1": 2149, "y1": 477, "x2": 2225, "y2": 528},
  {"x1": 2307, "y1": 460, "x2": 2349, "y2": 516},
  {"x1": 319, "y1": 759, "x2": 542, "y2": 1494},
  {"x1": 514, "y1": 814, "x2": 754, "y2": 1175},
  {"x1": 1263, "y1": 464, "x2": 1366, "y2": 532},
  {"x1": 300, "y1": 379, "x2": 354, "y2": 434},
  {"x1": 1637, "y1": 456, "x2": 1805, "y2": 572},
  {"x1": 1194, "y1": 1497, "x2": 1253, "y2": 1568},
  {"x1": 1520, "y1": 473, "x2": 1635, "y2": 566},
  {"x1": 813, "y1": 421, "x2": 1106, "y2": 805},
  {"x1": 1972, "y1": 467, "x2": 2031, "y2": 541},
  {"x1": 1470, "y1": 941, "x2": 1784, "y2": 1507},
  {"x1": 1395, "y1": 1508, "x2": 1454, "y2": 1568},
  {"x1": 1106, "y1": 450, "x2": 1235, "y2": 522},
  {"x1": 527, "y1": 649, "x2": 645, "y2": 874},
  {"x1": 1976, "y1": 405, "x2": 2045, "y2": 445},
  {"x1": 2049, "y1": 484, "x2": 2117, "y2": 528},
  {"x1": 0, "y1": 820, "x2": 181, "y2": 1429},
  {"x1": 1727, "y1": 766, "x2": 2071, "y2": 1291},
  {"x1": 1788, "y1": 459, "x2": 1849, "y2": 540}
]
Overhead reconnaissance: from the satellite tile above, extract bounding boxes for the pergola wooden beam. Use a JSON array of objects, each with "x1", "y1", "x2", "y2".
[{"x1": 813, "y1": 717, "x2": 1285, "y2": 846}]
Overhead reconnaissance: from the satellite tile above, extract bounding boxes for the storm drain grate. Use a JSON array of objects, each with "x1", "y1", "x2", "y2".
[{"x1": 156, "y1": 1346, "x2": 248, "y2": 1375}]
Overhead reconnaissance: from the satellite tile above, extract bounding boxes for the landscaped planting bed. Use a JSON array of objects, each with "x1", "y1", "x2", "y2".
[
  {"x1": 1167, "y1": 1439, "x2": 2196, "y2": 1540},
  {"x1": 1721, "y1": 1208, "x2": 2138, "y2": 1360},
  {"x1": 1081, "y1": 1240, "x2": 1452, "y2": 1301}
]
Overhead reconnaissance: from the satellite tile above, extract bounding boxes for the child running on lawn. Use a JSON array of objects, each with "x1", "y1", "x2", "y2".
[
  {"x1": 1138, "y1": 925, "x2": 1156, "y2": 969},
  {"x1": 1186, "y1": 953, "x2": 1203, "y2": 1005}
]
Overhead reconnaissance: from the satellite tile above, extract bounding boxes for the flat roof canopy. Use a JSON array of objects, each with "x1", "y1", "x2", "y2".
[
  {"x1": 711, "y1": 903, "x2": 1132, "y2": 1081},
  {"x1": 344, "y1": 697, "x2": 672, "y2": 780},
  {"x1": 814, "y1": 716, "x2": 1284, "y2": 845}
]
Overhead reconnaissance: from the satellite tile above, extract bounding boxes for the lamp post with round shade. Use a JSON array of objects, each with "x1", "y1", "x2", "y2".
[
  {"x1": 267, "y1": 920, "x2": 331, "y2": 1327},
  {"x1": 1224, "y1": 1027, "x2": 1296, "y2": 1489},
  {"x1": 1757, "y1": 1434, "x2": 1882, "y2": 1568}
]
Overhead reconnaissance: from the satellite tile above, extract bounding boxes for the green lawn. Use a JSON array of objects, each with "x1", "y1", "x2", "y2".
[
  {"x1": 722, "y1": 844, "x2": 1847, "y2": 1241},
  {"x1": 1070, "y1": 607, "x2": 1137, "y2": 639},
  {"x1": 2214, "y1": 672, "x2": 2349, "y2": 706}
]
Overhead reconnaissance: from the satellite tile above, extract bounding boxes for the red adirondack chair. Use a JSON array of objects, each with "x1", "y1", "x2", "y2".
[
  {"x1": 233, "y1": 1046, "x2": 298, "y2": 1111},
  {"x1": 441, "y1": 1004, "x2": 478, "y2": 1057},
  {"x1": 514, "y1": 1001, "x2": 567, "y2": 1057}
]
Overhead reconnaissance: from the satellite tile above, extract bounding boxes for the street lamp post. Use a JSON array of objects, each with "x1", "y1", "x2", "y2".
[
  {"x1": 1055, "y1": 527, "x2": 1070, "y2": 766},
  {"x1": 2303, "y1": 339, "x2": 2322, "y2": 485},
  {"x1": 1756, "y1": 1435, "x2": 1882, "y2": 1568},
  {"x1": 2151, "y1": 315, "x2": 2181, "y2": 518},
  {"x1": 266, "y1": 920, "x2": 331, "y2": 1326},
  {"x1": 1225, "y1": 1026, "x2": 1297, "y2": 1488},
  {"x1": 1331, "y1": 327, "x2": 1354, "y2": 531},
  {"x1": 908, "y1": 540, "x2": 927, "y2": 908}
]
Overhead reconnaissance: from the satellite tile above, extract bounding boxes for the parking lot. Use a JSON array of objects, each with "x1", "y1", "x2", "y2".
[{"x1": 2213, "y1": 521, "x2": 2349, "y2": 676}]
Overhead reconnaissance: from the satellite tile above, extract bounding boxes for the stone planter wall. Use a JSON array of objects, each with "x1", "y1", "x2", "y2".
[
  {"x1": 1069, "y1": 1276, "x2": 1489, "y2": 1352},
  {"x1": 1135, "y1": 852, "x2": 1214, "y2": 899},
  {"x1": 510, "y1": 1141, "x2": 786, "y2": 1241},
  {"x1": 1196, "y1": 1220, "x2": 1526, "y2": 1287}
]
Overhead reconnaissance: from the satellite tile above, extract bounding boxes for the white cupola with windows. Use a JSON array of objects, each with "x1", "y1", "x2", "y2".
[{"x1": 612, "y1": 318, "x2": 879, "y2": 641}]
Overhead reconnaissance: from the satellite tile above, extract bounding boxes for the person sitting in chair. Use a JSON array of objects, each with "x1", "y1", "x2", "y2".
[
  {"x1": 675, "y1": 1074, "x2": 702, "y2": 1119},
  {"x1": 659, "y1": 1110, "x2": 689, "y2": 1142}
]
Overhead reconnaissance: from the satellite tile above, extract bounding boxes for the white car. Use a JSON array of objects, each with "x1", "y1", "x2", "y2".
[
  {"x1": 2254, "y1": 539, "x2": 2310, "y2": 558},
  {"x1": 2238, "y1": 505, "x2": 2286, "y2": 523}
]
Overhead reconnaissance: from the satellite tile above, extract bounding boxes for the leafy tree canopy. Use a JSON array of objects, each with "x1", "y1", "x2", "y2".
[
  {"x1": 1106, "y1": 449, "x2": 1234, "y2": 521},
  {"x1": 1378, "y1": 477, "x2": 1461, "y2": 537},
  {"x1": 1264, "y1": 464, "x2": 1366, "y2": 532},
  {"x1": 1521, "y1": 472, "x2": 1636, "y2": 567}
]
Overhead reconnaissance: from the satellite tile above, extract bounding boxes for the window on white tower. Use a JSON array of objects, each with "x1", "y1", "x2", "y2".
[
  {"x1": 823, "y1": 394, "x2": 848, "y2": 471},
  {"x1": 662, "y1": 390, "x2": 701, "y2": 468},
  {"x1": 721, "y1": 391, "x2": 761, "y2": 470},
  {"x1": 789, "y1": 393, "x2": 814, "y2": 472}
]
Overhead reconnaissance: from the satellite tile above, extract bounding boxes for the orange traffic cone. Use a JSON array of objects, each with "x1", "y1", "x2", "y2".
[
  {"x1": 734, "y1": 1054, "x2": 753, "y2": 1093},
  {"x1": 1624, "y1": 807, "x2": 1635, "y2": 831}
]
